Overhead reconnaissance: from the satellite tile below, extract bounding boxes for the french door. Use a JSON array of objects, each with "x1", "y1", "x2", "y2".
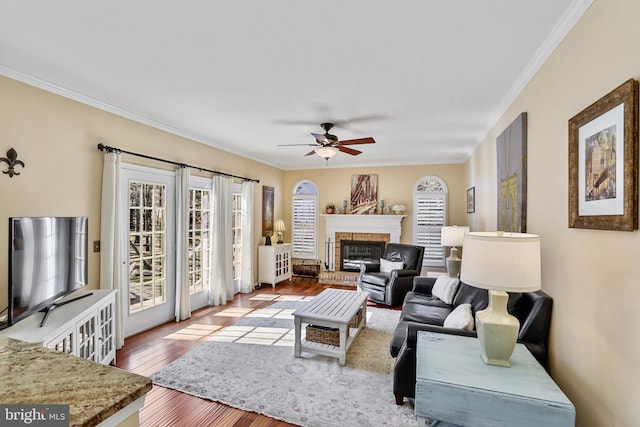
[
  {"x1": 120, "y1": 164, "x2": 176, "y2": 337},
  {"x1": 188, "y1": 176, "x2": 212, "y2": 311},
  {"x1": 232, "y1": 183, "x2": 242, "y2": 294}
]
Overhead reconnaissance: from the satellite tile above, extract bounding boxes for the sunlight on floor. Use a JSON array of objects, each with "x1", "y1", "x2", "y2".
[
  {"x1": 214, "y1": 307, "x2": 254, "y2": 317},
  {"x1": 249, "y1": 293, "x2": 314, "y2": 302},
  {"x1": 207, "y1": 326, "x2": 296, "y2": 346},
  {"x1": 163, "y1": 293, "x2": 311, "y2": 343},
  {"x1": 163, "y1": 324, "x2": 224, "y2": 340},
  {"x1": 245, "y1": 307, "x2": 296, "y2": 319}
]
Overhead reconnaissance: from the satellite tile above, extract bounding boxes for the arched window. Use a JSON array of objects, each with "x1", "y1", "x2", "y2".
[
  {"x1": 292, "y1": 180, "x2": 318, "y2": 260},
  {"x1": 413, "y1": 176, "x2": 448, "y2": 268}
]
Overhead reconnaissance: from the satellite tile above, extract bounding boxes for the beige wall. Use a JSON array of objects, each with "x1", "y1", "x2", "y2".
[
  {"x1": 466, "y1": 0, "x2": 640, "y2": 425},
  {"x1": 283, "y1": 164, "x2": 467, "y2": 268},
  {"x1": 0, "y1": 76, "x2": 285, "y2": 309}
]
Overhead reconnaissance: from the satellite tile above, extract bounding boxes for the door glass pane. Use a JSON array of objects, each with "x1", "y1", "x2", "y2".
[
  {"x1": 232, "y1": 192, "x2": 242, "y2": 281},
  {"x1": 129, "y1": 180, "x2": 167, "y2": 313},
  {"x1": 188, "y1": 188, "x2": 212, "y2": 294}
]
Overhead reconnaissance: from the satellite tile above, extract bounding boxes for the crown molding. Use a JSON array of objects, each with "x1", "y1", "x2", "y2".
[
  {"x1": 482, "y1": 0, "x2": 594, "y2": 140},
  {"x1": 0, "y1": 65, "x2": 280, "y2": 169}
]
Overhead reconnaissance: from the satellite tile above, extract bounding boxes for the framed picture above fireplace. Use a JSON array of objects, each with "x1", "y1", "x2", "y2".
[{"x1": 350, "y1": 174, "x2": 378, "y2": 214}]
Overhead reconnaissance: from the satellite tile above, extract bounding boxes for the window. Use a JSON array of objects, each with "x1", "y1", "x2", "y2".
[
  {"x1": 413, "y1": 176, "x2": 448, "y2": 268},
  {"x1": 292, "y1": 180, "x2": 318, "y2": 260}
]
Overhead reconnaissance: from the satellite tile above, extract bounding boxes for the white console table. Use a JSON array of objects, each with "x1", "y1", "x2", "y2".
[
  {"x1": 415, "y1": 332, "x2": 575, "y2": 427},
  {"x1": 1, "y1": 289, "x2": 117, "y2": 365}
]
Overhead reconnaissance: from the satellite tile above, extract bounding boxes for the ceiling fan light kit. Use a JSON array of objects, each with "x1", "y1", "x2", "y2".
[
  {"x1": 315, "y1": 146, "x2": 339, "y2": 159},
  {"x1": 278, "y1": 122, "x2": 376, "y2": 164}
]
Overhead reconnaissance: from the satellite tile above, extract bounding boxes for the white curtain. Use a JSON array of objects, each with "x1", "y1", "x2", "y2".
[
  {"x1": 210, "y1": 175, "x2": 234, "y2": 306},
  {"x1": 174, "y1": 166, "x2": 191, "y2": 321},
  {"x1": 240, "y1": 181, "x2": 255, "y2": 293},
  {"x1": 99, "y1": 151, "x2": 126, "y2": 349}
]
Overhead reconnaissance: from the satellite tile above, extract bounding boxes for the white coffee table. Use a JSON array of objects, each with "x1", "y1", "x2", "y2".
[{"x1": 293, "y1": 289, "x2": 368, "y2": 365}]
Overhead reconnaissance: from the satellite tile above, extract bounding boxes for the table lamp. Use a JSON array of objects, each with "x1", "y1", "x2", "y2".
[
  {"x1": 440, "y1": 225, "x2": 470, "y2": 278},
  {"x1": 459, "y1": 231, "x2": 541, "y2": 367},
  {"x1": 274, "y1": 219, "x2": 286, "y2": 244}
]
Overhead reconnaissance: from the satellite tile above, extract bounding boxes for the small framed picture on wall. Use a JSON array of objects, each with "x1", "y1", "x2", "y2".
[{"x1": 467, "y1": 187, "x2": 475, "y2": 213}]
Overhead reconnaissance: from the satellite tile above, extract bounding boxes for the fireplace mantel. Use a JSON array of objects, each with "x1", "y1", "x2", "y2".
[{"x1": 321, "y1": 214, "x2": 406, "y2": 244}]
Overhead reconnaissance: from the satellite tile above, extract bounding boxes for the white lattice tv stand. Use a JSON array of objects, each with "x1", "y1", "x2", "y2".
[{"x1": 1, "y1": 289, "x2": 117, "y2": 365}]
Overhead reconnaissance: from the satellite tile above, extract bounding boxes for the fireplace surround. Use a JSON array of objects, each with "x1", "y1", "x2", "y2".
[{"x1": 321, "y1": 214, "x2": 406, "y2": 271}]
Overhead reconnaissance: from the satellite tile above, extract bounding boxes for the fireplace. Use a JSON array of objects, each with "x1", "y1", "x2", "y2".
[
  {"x1": 321, "y1": 214, "x2": 406, "y2": 271},
  {"x1": 340, "y1": 240, "x2": 386, "y2": 272}
]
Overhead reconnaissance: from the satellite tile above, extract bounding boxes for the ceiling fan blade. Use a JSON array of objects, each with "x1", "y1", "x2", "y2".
[
  {"x1": 339, "y1": 137, "x2": 375, "y2": 145},
  {"x1": 338, "y1": 146, "x2": 362, "y2": 156},
  {"x1": 304, "y1": 149, "x2": 317, "y2": 156},
  {"x1": 277, "y1": 143, "x2": 319, "y2": 146},
  {"x1": 311, "y1": 132, "x2": 328, "y2": 143}
]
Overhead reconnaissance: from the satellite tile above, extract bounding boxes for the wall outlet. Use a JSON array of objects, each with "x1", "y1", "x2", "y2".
[{"x1": 93, "y1": 240, "x2": 101, "y2": 253}]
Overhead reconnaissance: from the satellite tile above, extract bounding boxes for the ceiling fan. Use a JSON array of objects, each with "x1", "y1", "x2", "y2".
[{"x1": 278, "y1": 123, "x2": 376, "y2": 163}]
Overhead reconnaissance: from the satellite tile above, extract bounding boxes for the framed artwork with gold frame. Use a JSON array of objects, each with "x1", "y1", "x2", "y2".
[{"x1": 568, "y1": 78, "x2": 638, "y2": 231}]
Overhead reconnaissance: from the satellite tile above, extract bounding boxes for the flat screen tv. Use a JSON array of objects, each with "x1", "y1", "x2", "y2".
[{"x1": 8, "y1": 216, "x2": 88, "y2": 326}]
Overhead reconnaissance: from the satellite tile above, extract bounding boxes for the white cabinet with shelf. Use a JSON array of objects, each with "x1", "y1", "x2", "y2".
[
  {"x1": 2, "y1": 289, "x2": 117, "y2": 365},
  {"x1": 258, "y1": 244, "x2": 292, "y2": 288}
]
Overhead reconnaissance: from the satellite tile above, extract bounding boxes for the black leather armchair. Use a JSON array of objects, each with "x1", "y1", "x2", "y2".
[{"x1": 357, "y1": 243, "x2": 425, "y2": 306}]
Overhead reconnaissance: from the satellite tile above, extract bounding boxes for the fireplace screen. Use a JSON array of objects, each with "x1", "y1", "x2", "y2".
[{"x1": 340, "y1": 240, "x2": 385, "y2": 272}]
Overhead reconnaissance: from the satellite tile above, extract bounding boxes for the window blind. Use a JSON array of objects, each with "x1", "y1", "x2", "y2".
[
  {"x1": 415, "y1": 196, "x2": 445, "y2": 267},
  {"x1": 292, "y1": 196, "x2": 317, "y2": 259}
]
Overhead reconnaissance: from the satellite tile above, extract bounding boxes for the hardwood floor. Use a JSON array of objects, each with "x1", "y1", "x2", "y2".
[{"x1": 116, "y1": 277, "x2": 354, "y2": 427}]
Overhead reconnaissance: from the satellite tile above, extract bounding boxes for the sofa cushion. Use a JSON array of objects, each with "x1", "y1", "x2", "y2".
[
  {"x1": 443, "y1": 303, "x2": 474, "y2": 330},
  {"x1": 402, "y1": 291, "x2": 451, "y2": 309},
  {"x1": 431, "y1": 276, "x2": 459, "y2": 304},
  {"x1": 380, "y1": 258, "x2": 404, "y2": 273},
  {"x1": 400, "y1": 299, "x2": 451, "y2": 325},
  {"x1": 452, "y1": 283, "x2": 489, "y2": 313}
]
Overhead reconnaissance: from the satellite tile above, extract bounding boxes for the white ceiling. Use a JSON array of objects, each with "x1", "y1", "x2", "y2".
[{"x1": 0, "y1": 1, "x2": 590, "y2": 170}]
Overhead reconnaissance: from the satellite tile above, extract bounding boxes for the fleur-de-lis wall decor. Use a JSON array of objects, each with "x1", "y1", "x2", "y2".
[{"x1": 0, "y1": 148, "x2": 25, "y2": 177}]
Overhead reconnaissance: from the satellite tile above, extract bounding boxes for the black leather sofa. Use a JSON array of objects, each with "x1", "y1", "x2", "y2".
[{"x1": 391, "y1": 276, "x2": 553, "y2": 405}]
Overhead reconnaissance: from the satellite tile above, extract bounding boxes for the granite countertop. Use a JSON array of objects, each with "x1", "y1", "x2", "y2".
[{"x1": 0, "y1": 335, "x2": 152, "y2": 427}]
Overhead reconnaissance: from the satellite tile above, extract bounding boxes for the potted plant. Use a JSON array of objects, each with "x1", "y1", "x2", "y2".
[{"x1": 326, "y1": 203, "x2": 335, "y2": 214}]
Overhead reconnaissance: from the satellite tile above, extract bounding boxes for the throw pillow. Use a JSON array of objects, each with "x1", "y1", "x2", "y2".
[
  {"x1": 443, "y1": 303, "x2": 474, "y2": 331},
  {"x1": 431, "y1": 275, "x2": 460, "y2": 304},
  {"x1": 380, "y1": 258, "x2": 404, "y2": 273}
]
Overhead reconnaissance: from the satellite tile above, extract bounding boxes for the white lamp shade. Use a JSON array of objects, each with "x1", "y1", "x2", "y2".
[
  {"x1": 315, "y1": 146, "x2": 339, "y2": 159},
  {"x1": 440, "y1": 225, "x2": 470, "y2": 247},
  {"x1": 460, "y1": 232, "x2": 541, "y2": 292},
  {"x1": 274, "y1": 219, "x2": 286, "y2": 232}
]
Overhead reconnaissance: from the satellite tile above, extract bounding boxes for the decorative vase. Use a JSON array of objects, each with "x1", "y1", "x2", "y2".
[{"x1": 326, "y1": 208, "x2": 335, "y2": 214}]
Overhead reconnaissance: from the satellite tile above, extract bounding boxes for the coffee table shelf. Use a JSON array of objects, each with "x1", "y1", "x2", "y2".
[{"x1": 293, "y1": 289, "x2": 368, "y2": 365}]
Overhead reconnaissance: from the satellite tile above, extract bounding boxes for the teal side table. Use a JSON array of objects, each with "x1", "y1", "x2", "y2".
[{"x1": 415, "y1": 331, "x2": 575, "y2": 427}]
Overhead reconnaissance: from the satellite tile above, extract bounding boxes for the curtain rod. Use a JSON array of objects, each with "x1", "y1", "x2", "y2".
[{"x1": 97, "y1": 143, "x2": 259, "y2": 183}]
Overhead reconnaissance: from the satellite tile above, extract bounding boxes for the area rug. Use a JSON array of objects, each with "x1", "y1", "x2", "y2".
[{"x1": 150, "y1": 301, "x2": 419, "y2": 427}]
